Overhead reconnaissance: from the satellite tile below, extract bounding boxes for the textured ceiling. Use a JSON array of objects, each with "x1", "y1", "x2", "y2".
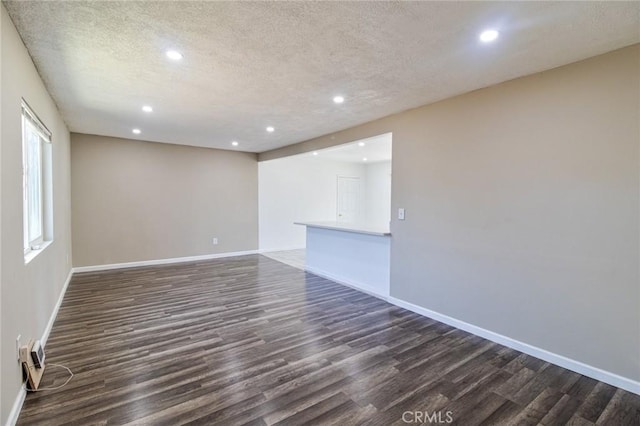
[{"x1": 4, "y1": 1, "x2": 639, "y2": 153}]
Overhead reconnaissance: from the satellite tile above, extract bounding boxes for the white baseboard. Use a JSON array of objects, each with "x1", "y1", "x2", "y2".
[
  {"x1": 305, "y1": 266, "x2": 390, "y2": 302},
  {"x1": 41, "y1": 269, "x2": 73, "y2": 347},
  {"x1": 72, "y1": 249, "x2": 259, "y2": 273},
  {"x1": 5, "y1": 385, "x2": 26, "y2": 426},
  {"x1": 388, "y1": 296, "x2": 640, "y2": 396}
]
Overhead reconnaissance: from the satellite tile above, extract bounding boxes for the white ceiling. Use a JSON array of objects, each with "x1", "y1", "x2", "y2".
[
  {"x1": 4, "y1": 1, "x2": 639, "y2": 153},
  {"x1": 306, "y1": 133, "x2": 392, "y2": 164}
]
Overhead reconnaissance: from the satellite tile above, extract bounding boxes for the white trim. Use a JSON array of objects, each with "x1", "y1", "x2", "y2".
[
  {"x1": 5, "y1": 385, "x2": 26, "y2": 426},
  {"x1": 72, "y1": 250, "x2": 259, "y2": 273},
  {"x1": 305, "y1": 266, "x2": 389, "y2": 302},
  {"x1": 24, "y1": 240, "x2": 53, "y2": 265},
  {"x1": 41, "y1": 269, "x2": 73, "y2": 347},
  {"x1": 388, "y1": 296, "x2": 640, "y2": 396},
  {"x1": 21, "y1": 99, "x2": 52, "y2": 139}
]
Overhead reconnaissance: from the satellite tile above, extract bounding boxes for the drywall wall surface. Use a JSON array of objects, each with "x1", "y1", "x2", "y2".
[
  {"x1": 390, "y1": 44, "x2": 639, "y2": 381},
  {"x1": 71, "y1": 133, "x2": 258, "y2": 267},
  {"x1": 259, "y1": 155, "x2": 366, "y2": 250},
  {"x1": 1, "y1": 5, "x2": 73, "y2": 424},
  {"x1": 364, "y1": 161, "x2": 392, "y2": 227}
]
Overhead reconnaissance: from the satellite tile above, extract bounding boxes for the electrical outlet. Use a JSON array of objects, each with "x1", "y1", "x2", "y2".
[
  {"x1": 16, "y1": 335, "x2": 21, "y2": 361},
  {"x1": 212, "y1": 237, "x2": 218, "y2": 245}
]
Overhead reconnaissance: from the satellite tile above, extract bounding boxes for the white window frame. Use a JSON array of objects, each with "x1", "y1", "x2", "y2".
[{"x1": 22, "y1": 100, "x2": 52, "y2": 257}]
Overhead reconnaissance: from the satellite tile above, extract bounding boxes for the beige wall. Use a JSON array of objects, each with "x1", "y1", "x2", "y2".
[
  {"x1": 1, "y1": 5, "x2": 73, "y2": 424},
  {"x1": 71, "y1": 134, "x2": 258, "y2": 267},
  {"x1": 260, "y1": 45, "x2": 640, "y2": 382}
]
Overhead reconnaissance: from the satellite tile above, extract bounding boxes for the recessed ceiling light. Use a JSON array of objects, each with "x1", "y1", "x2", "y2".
[
  {"x1": 358, "y1": 142, "x2": 365, "y2": 147},
  {"x1": 363, "y1": 157, "x2": 368, "y2": 162},
  {"x1": 142, "y1": 105, "x2": 153, "y2": 113},
  {"x1": 266, "y1": 126, "x2": 275, "y2": 132},
  {"x1": 313, "y1": 151, "x2": 318, "y2": 156},
  {"x1": 479, "y1": 29, "x2": 499, "y2": 43},
  {"x1": 166, "y1": 50, "x2": 183, "y2": 60},
  {"x1": 231, "y1": 141, "x2": 239, "y2": 146},
  {"x1": 132, "y1": 128, "x2": 141, "y2": 134},
  {"x1": 333, "y1": 95, "x2": 345, "y2": 104}
]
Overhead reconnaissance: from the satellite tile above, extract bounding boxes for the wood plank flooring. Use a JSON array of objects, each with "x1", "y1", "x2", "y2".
[{"x1": 17, "y1": 255, "x2": 640, "y2": 425}]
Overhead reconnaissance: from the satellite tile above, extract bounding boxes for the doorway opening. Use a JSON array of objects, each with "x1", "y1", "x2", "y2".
[{"x1": 259, "y1": 132, "x2": 392, "y2": 268}]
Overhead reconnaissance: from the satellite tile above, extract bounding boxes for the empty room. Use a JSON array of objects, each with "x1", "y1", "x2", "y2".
[{"x1": 1, "y1": 1, "x2": 639, "y2": 425}]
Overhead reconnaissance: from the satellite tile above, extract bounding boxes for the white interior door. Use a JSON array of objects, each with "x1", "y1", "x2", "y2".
[{"x1": 337, "y1": 176, "x2": 360, "y2": 222}]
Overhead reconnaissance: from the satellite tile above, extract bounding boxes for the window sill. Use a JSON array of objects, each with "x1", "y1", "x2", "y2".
[{"x1": 24, "y1": 240, "x2": 53, "y2": 265}]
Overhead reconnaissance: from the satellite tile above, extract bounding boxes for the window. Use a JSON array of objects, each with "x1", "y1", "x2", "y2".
[{"x1": 22, "y1": 100, "x2": 52, "y2": 257}]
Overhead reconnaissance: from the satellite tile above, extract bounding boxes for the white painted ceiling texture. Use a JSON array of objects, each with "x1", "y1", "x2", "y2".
[{"x1": 4, "y1": 1, "x2": 639, "y2": 153}]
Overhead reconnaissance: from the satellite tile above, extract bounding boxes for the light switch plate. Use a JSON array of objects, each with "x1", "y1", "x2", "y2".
[{"x1": 398, "y1": 208, "x2": 405, "y2": 220}]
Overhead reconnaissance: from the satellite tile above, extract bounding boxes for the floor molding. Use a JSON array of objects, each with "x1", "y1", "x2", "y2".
[
  {"x1": 72, "y1": 250, "x2": 259, "y2": 273},
  {"x1": 4, "y1": 384, "x2": 26, "y2": 426},
  {"x1": 41, "y1": 269, "x2": 73, "y2": 347},
  {"x1": 388, "y1": 296, "x2": 640, "y2": 396}
]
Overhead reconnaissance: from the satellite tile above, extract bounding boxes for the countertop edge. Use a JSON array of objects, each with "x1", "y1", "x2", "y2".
[{"x1": 294, "y1": 221, "x2": 391, "y2": 237}]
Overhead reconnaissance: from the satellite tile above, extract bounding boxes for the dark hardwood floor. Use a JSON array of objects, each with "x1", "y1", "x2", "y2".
[{"x1": 17, "y1": 255, "x2": 639, "y2": 425}]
